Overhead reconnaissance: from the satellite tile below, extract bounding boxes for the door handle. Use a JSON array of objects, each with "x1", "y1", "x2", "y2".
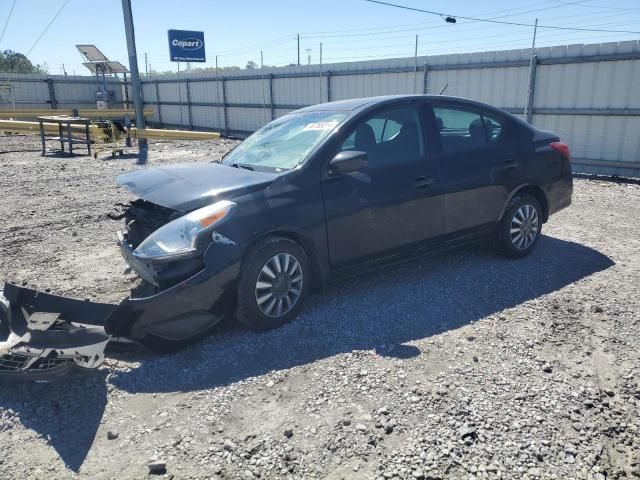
[
  {"x1": 415, "y1": 176, "x2": 434, "y2": 189},
  {"x1": 502, "y1": 159, "x2": 520, "y2": 169}
]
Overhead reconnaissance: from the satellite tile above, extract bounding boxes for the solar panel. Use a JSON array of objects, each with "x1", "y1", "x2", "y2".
[
  {"x1": 83, "y1": 62, "x2": 129, "y2": 75},
  {"x1": 76, "y1": 44, "x2": 109, "y2": 62},
  {"x1": 106, "y1": 61, "x2": 129, "y2": 74}
]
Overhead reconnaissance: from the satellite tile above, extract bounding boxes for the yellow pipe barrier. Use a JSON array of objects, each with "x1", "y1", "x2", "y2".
[
  {"x1": 0, "y1": 108, "x2": 154, "y2": 119},
  {"x1": 0, "y1": 119, "x2": 220, "y2": 141},
  {"x1": 0, "y1": 119, "x2": 98, "y2": 135},
  {"x1": 132, "y1": 128, "x2": 220, "y2": 140}
]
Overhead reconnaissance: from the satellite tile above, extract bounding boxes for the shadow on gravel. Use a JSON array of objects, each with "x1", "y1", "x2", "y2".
[
  {"x1": 0, "y1": 371, "x2": 107, "y2": 471},
  {"x1": 111, "y1": 235, "x2": 614, "y2": 394}
]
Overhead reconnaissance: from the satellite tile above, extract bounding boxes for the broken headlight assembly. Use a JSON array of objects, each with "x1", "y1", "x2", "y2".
[{"x1": 132, "y1": 200, "x2": 236, "y2": 262}]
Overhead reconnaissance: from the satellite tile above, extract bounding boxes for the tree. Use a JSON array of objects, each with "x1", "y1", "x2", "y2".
[
  {"x1": 0, "y1": 50, "x2": 47, "y2": 74},
  {"x1": 245, "y1": 60, "x2": 258, "y2": 70}
]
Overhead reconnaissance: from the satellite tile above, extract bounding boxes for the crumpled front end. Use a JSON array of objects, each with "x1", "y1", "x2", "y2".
[{"x1": 0, "y1": 283, "x2": 112, "y2": 381}]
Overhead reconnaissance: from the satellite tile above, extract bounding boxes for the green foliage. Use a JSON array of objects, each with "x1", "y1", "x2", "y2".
[{"x1": 0, "y1": 50, "x2": 47, "y2": 74}]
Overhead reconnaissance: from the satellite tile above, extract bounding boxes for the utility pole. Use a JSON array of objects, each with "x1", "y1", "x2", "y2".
[
  {"x1": 523, "y1": 18, "x2": 538, "y2": 124},
  {"x1": 297, "y1": 33, "x2": 300, "y2": 66},
  {"x1": 305, "y1": 48, "x2": 311, "y2": 65},
  {"x1": 144, "y1": 52, "x2": 148, "y2": 76},
  {"x1": 121, "y1": 0, "x2": 148, "y2": 164}
]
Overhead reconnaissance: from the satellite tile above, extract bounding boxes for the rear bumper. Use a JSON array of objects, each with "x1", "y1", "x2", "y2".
[{"x1": 547, "y1": 177, "x2": 573, "y2": 217}]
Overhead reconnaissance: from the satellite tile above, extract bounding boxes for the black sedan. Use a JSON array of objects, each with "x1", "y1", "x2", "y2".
[
  {"x1": 113, "y1": 94, "x2": 572, "y2": 344},
  {"x1": 0, "y1": 95, "x2": 572, "y2": 376}
]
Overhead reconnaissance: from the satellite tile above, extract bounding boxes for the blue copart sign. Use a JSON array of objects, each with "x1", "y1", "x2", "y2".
[{"x1": 168, "y1": 30, "x2": 206, "y2": 62}]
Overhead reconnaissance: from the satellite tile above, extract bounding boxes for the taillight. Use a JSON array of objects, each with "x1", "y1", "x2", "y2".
[{"x1": 550, "y1": 141, "x2": 570, "y2": 160}]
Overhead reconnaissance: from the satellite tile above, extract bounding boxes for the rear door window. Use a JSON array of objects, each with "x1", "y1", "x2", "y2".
[{"x1": 433, "y1": 106, "x2": 504, "y2": 154}]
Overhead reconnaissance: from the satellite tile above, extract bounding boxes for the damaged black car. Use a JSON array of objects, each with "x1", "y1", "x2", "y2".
[{"x1": 1, "y1": 95, "x2": 573, "y2": 379}]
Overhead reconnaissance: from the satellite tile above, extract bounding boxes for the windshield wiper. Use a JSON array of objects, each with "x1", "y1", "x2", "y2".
[{"x1": 230, "y1": 163, "x2": 254, "y2": 171}]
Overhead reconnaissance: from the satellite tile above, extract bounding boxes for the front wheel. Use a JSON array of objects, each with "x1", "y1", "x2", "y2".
[
  {"x1": 498, "y1": 194, "x2": 542, "y2": 258},
  {"x1": 236, "y1": 236, "x2": 311, "y2": 330}
]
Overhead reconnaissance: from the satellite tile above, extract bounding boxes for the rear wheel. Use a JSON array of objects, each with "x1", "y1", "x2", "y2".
[
  {"x1": 498, "y1": 194, "x2": 542, "y2": 258},
  {"x1": 236, "y1": 236, "x2": 310, "y2": 330}
]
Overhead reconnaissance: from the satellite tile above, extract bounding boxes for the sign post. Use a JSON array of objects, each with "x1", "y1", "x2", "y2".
[{"x1": 168, "y1": 30, "x2": 206, "y2": 63}]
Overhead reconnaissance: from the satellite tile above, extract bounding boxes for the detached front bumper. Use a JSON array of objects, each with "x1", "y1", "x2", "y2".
[
  {"x1": 0, "y1": 283, "x2": 112, "y2": 381},
  {"x1": 0, "y1": 230, "x2": 243, "y2": 381}
]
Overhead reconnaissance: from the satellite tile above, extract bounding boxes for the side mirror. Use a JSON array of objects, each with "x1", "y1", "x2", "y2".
[{"x1": 329, "y1": 150, "x2": 368, "y2": 175}]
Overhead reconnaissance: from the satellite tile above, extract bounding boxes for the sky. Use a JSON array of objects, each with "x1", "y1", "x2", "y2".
[{"x1": 1, "y1": 0, "x2": 640, "y2": 75}]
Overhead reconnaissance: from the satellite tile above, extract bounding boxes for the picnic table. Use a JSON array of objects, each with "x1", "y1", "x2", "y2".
[{"x1": 37, "y1": 115, "x2": 92, "y2": 156}]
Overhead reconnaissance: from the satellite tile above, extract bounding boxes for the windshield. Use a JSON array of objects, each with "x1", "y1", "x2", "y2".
[{"x1": 222, "y1": 111, "x2": 348, "y2": 171}]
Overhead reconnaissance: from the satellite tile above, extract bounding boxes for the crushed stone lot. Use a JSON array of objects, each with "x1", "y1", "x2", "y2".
[{"x1": 0, "y1": 135, "x2": 639, "y2": 480}]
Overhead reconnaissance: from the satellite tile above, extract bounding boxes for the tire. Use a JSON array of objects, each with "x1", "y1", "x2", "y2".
[
  {"x1": 236, "y1": 236, "x2": 311, "y2": 330},
  {"x1": 498, "y1": 193, "x2": 542, "y2": 258}
]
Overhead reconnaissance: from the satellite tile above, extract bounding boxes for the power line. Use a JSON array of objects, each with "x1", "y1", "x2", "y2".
[
  {"x1": 26, "y1": 0, "x2": 70, "y2": 57},
  {"x1": 0, "y1": 0, "x2": 17, "y2": 46},
  {"x1": 304, "y1": 3, "x2": 595, "y2": 39},
  {"x1": 364, "y1": 0, "x2": 640, "y2": 35},
  {"x1": 303, "y1": 10, "x2": 639, "y2": 53},
  {"x1": 305, "y1": 0, "x2": 582, "y2": 36}
]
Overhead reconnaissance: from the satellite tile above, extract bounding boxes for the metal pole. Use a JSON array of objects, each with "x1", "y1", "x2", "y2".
[
  {"x1": 297, "y1": 33, "x2": 300, "y2": 66},
  {"x1": 414, "y1": 34, "x2": 419, "y2": 94},
  {"x1": 123, "y1": 72, "x2": 130, "y2": 108},
  {"x1": 215, "y1": 55, "x2": 221, "y2": 131},
  {"x1": 177, "y1": 61, "x2": 184, "y2": 127},
  {"x1": 422, "y1": 63, "x2": 429, "y2": 94},
  {"x1": 523, "y1": 18, "x2": 538, "y2": 124},
  {"x1": 319, "y1": 43, "x2": 323, "y2": 103},
  {"x1": 268, "y1": 73, "x2": 275, "y2": 121},
  {"x1": 144, "y1": 52, "x2": 148, "y2": 76},
  {"x1": 121, "y1": 0, "x2": 147, "y2": 164},
  {"x1": 46, "y1": 77, "x2": 57, "y2": 109},
  {"x1": 261, "y1": 51, "x2": 266, "y2": 118}
]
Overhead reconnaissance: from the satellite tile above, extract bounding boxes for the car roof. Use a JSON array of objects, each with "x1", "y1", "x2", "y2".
[
  {"x1": 296, "y1": 94, "x2": 499, "y2": 113},
  {"x1": 295, "y1": 94, "x2": 530, "y2": 128}
]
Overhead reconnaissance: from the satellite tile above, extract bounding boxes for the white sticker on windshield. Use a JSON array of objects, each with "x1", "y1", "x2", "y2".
[{"x1": 303, "y1": 121, "x2": 339, "y2": 131}]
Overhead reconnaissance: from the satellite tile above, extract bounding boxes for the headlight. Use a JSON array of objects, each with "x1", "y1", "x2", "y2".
[{"x1": 133, "y1": 200, "x2": 236, "y2": 261}]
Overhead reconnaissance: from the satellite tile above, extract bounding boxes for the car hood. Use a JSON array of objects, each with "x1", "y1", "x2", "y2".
[{"x1": 117, "y1": 162, "x2": 278, "y2": 212}]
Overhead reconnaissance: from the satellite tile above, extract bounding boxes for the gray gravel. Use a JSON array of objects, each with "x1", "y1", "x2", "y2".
[{"x1": 0, "y1": 135, "x2": 639, "y2": 479}]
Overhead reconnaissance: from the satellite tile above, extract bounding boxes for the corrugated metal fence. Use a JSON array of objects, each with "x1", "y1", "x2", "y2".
[
  {"x1": 2, "y1": 40, "x2": 639, "y2": 177},
  {"x1": 0, "y1": 72, "x2": 125, "y2": 110}
]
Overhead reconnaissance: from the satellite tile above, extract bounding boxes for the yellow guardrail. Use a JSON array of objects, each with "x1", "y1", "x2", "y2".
[
  {"x1": 0, "y1": 119, "x2": 220, "y2": 141},
  {"x1": 0, "y1": 119, "x2": 94, "y2": 135},
  {"x1": 133, "y1": 128, "x2": 220, "y2": 140},
  {"x1": 0, "y1": 108, "x2": 154, "y2": 119}
]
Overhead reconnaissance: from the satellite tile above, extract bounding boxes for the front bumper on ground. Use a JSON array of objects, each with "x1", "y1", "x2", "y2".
[
  {"x1": 0, "y1": 283, "x2": 112, "y2": 381},
  {"x1": 0, "y1": 232, "x2": 242, "y2": 381}
]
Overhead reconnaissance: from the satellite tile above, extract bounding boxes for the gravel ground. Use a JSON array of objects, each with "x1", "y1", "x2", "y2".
[{"x1": 0, "y1": 135, "x2": 639, "y2": 480}]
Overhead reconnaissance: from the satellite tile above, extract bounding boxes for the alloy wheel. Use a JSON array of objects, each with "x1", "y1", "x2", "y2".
[
  {"x1": 255, "y1": 253, "x2": 304, "y2": 317},
  {"x1": 510, "y1": 204, "x2": 539, "y2": 250}
]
